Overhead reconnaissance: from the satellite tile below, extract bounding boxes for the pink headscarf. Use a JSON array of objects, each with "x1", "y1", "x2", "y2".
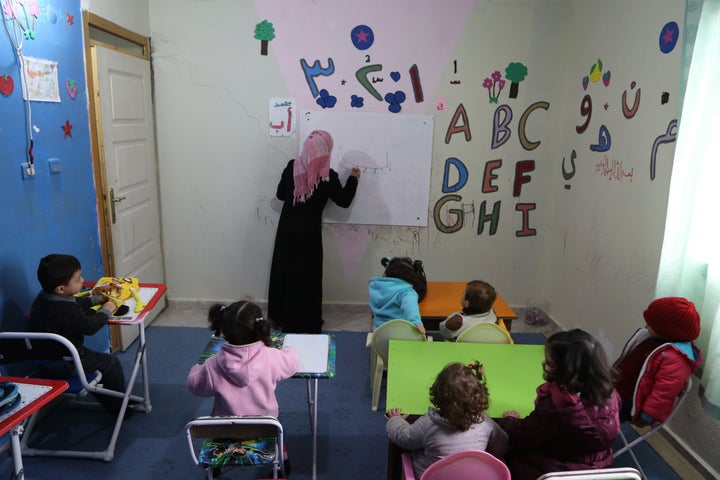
[{"x1": 293, "y1": 130, "x2": 333, "y2": 204}]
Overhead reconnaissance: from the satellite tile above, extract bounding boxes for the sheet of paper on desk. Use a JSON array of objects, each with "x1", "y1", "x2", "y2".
[
  {"x1": 283, "y1": 334, "x2": 329, "y2": 374},
  {"x1": 0, "y1": 384, "x2": 52, "y2": 423}
]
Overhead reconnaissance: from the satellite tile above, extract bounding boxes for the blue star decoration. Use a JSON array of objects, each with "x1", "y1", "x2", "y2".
[
  {"x1": 316, "y1": 89, "x2": 337, "y2": 109},
  {"x1": 351, "y1": 95, "x2": 364, "y2": 108},
  {"x1": 384, "y1": 91, "x2": 406, "y2": 113}
]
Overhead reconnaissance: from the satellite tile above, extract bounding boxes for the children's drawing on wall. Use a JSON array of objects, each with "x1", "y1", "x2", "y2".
[
  {"x1": 21, "y1": 57, "x2": 59, "y2": 102},
  {"x1": 268, "y1": 97, "x2": 296, "y2": 136},
  {"x1": 300, "y1": 110, "x2": 434, "y2": 227}
]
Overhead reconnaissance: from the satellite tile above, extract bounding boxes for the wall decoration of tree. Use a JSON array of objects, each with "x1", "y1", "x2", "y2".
[{"x1": 254, "y1": 20, "x2": 275, "y2": 56}]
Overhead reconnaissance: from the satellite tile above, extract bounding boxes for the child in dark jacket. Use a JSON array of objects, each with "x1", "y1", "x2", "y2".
[
  {"x1": 369, "y1": 257, "x2": 425, "y2": 334},
  {"x1": 497, "y1": 329, "x2": 620, "y2": 480},
  {"x1": 613, "y1": 296, "x2": 702, "y2": 426},
  {"x1": 28, "y1": 254, "x2": 127, "y2": 413}
]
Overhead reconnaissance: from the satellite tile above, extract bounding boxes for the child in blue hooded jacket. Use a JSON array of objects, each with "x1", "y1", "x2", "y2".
[{"x1": 369, "y1": 257, "x2": 426, "y2": 334}]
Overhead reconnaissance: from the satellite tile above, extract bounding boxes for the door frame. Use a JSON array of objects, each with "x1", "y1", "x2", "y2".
[{"x1": 83, "y1": 12, "x2": 152, "y2": 275}]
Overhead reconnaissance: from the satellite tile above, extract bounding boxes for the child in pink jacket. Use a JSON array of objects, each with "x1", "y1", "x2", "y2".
[{"x1": 187, "y1": 300, "x2": 298, "y2": 417}]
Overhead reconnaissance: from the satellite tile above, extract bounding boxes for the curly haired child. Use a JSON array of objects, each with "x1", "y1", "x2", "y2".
[
  {"x1": 497, "y1": 329, "x2": 620, "y2": 480},
  {"x1": 385, "y1": 361, "x2": 508, "y2": 478},
  {"x1": 369, "y1": 257, "x2": 426, "y2": 334}
]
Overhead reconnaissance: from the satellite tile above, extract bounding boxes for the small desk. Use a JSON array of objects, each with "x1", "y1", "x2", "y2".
[
  {"x1": 86, "y1": 282, "x2": 167, "y2": 413},
  {"x1": 0, "y1": 376, "x2": 68, "y2": 479},
  {"x1": 419, "y1": 281, "x2": 517, "y2": 331},
  {"x1": 198, "y1": 333, "x2": 335, "y2": 480},
  {"x1": 386, "y1": 340, "x2": 544, "y2": 418}
]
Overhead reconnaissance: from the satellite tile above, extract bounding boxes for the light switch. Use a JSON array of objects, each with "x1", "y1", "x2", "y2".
[{"x1": 48, "y1": 158, "x2": 61, "y2": 175}]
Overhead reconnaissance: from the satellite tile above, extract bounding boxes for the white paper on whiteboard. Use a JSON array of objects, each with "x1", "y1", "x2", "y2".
[
  {"x1": 283, "y1": 334, "x2": 330, "y2": 374},
  {"x1": 299, "y1": 110, "x2": 434, "y2": 227}
]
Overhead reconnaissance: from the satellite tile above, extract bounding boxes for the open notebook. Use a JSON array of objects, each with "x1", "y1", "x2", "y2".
[{"x1": 282, "y1": 334, "x2": 330, "y2": 374}]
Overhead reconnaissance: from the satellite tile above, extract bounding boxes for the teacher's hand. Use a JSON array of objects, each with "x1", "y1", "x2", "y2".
[{"x1": 350, "y1": 167, "x2": 361, "y2": 179}]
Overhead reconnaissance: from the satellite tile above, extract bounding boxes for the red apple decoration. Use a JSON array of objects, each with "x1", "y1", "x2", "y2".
[{"x1": 0, "y1": 74, "x2": 14, "y2": 96}]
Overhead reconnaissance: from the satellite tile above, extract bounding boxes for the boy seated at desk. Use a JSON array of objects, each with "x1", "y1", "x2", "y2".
[
  {"x1": 28, "y1": 253, "x2": 129, "y2": 413},
  {"x1": 439, "y1": 280, "x2": 510, "y2": 341}
]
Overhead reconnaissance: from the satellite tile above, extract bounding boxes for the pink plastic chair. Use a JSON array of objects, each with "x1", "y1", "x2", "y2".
[{"x1": 401, "y1": 450, "x2": 511, "y2": 480}]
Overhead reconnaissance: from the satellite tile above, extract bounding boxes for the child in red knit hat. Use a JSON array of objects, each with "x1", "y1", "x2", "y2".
[{"x1": 612, "y1": 297, "x2": 702, "y2": 426}]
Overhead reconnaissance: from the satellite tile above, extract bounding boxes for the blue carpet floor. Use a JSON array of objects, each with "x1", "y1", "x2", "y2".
[{"x1": 0, "y1": 327, "x2": 681, "y2": 479}]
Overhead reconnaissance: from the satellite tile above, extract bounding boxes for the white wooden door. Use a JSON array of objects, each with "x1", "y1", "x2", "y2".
[{"x1": 93, "y1": 46, "x2": 165, "y2": 349}]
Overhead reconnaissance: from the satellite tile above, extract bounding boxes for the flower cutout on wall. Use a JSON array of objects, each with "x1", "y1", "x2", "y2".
[
  {"x1": 483, "y1": 70, "x2": 506, "y2": 103},
  {"x1": 316, "y1": 89, "x2": 337, "y2": 109},
  {"x1": 350, "y1": 94, "x2": 364, "y2": 108},
  {"x1": 384, "y1": 90, "x2": 406, "y2": 113}
]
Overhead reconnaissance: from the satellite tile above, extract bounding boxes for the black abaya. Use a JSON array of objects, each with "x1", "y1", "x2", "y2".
[{"x1": 268, "y1": 159, "x2": 358, "y2": 333}]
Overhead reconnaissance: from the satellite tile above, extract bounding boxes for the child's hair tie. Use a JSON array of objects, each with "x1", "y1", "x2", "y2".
[
  {"x1": 255, "y1": 316, "x2": 263, "y2": 323},
  {"x1": 219, "y1": 305, "x2": 226, "y2": 312},
  {"x1": 467, "y1": 361, "x2": 485, "y2": 381}
]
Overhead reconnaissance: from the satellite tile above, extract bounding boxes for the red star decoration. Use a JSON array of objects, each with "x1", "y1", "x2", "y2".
[
  {"x1": 62, "y1": 120, "x2": 73, "y2": 138},
  {"x1": 603, "y1": 102, "x2": 609, "y2": 111},
  {"x1": 661, "y1": 26, "x2": 675, "y2": 46},
  {"x1": 67, "y1": 13, "x2": 74, "y2": 25},
  {"x1": 354, "y1": 29, "x2": 369, "y2": 43}
]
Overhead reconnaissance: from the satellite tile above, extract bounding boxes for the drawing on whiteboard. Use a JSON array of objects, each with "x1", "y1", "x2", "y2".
[
  {"x1": 299, "y1": 109, "x2": 434, "y2": 227},
  {"x1": 338, "y1": 147, "x2": 391, "y2": 175}
]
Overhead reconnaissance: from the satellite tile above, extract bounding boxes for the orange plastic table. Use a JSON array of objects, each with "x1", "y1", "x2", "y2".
[{"x1": 418, "y1": 281, "x2": 517, "y2": 331}]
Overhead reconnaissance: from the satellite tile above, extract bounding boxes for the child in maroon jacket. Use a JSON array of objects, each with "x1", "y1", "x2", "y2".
[
  {"x1": 497, "y1": 329, "x2": 620, "y2": 480},
  {"x1": 613, "y1": 297, "x2": 702, "y2": 426}
]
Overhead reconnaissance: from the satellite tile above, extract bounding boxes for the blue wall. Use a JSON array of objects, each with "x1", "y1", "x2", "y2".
[{"x1": 0, "y1": 1, "x2": 105, "y2": 345}]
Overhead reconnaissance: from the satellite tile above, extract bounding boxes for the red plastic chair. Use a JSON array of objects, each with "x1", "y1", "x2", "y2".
[{"x1": 401, "y1": 449, "x2": 510, "y2": 480}]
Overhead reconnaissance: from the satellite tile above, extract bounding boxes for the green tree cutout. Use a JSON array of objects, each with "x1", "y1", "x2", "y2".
[
  {"x1": 254, "y1": 20, "x2": 275, "y2": 56},
  {"x1": 505, "y1": 62, "x2": 528, "y2": 99}
]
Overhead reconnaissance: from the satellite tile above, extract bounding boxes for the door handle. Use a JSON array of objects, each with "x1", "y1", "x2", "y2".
[{"x1": 109, "y1": 188, "x2": 126, "y2": 224}]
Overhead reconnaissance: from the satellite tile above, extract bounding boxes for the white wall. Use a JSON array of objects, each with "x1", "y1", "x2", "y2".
[
  {"x1": 83, "y1": 0, "x2": 149, "y2": 36},
  {"x1": 92, "y1": 0, "x2": 718, "y2": 472}
]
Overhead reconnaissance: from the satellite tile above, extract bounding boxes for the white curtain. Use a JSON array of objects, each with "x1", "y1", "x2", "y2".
[{"x1": 656, "y1": 0, "x2": 720, "y2": 417}]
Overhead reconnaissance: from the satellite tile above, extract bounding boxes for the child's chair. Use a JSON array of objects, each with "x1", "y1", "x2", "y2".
[
  {"x1": 0, "y1": 331, "x2": 142, "y2": 461},
  {"x1": 368, "y1": 319, "x2": 429, "y2": 411},
  {"x1": 185, "y1": 415, "x2": 285, "y2": 479},
  {"x1": 455, "y1": 322, "x2": 513, "y2": 344},
  {"x1": 401, "y1": 449, "x2": 510, "y2": 480},
  {"x1": 613, "y1": 378, "x2": 692, "y2": 480},
  {"x1": 536, "y1": 467, "x2": 642, "y2": 479}
]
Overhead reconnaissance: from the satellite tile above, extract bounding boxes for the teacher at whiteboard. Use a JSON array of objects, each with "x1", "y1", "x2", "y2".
[{"x1": 268, "y1": 130, "x2": 361, "y2": 334}]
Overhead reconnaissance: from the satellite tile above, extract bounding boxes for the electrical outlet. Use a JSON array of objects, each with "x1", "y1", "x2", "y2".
[
  {"x1": 20, "y1": 162, "x2": 35, "y2": 180},
  {"x1": 48, "y1": 158, "x2": 61, "y2": 175}
]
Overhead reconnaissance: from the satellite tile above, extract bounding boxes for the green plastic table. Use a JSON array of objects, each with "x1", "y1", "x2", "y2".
[{"x1": 386, "y1": 340, "x2": 545, "y2": 417}]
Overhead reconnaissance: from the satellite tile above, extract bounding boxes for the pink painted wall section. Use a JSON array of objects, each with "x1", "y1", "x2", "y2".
[{"x1": 253, "y1": 0, "x2": 477, "y2": 114}]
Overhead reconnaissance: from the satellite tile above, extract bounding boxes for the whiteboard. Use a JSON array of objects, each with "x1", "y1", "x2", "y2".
[{"x1": 299, "y1": 110, "x2": 434, "y2": 226}]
